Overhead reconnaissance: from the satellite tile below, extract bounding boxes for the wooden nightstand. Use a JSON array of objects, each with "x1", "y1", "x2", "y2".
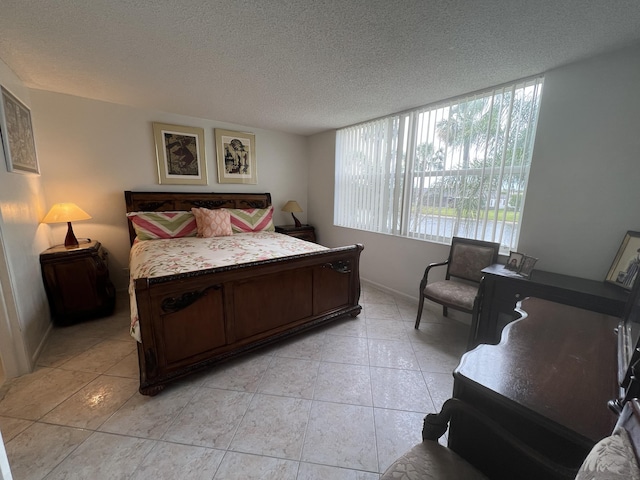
[
  {"x1": 275, "y1": 224, "x2": 317, "y2": 243},
  {"x1": 40, "y1": 240, "x2": 116, "y2": 326}
]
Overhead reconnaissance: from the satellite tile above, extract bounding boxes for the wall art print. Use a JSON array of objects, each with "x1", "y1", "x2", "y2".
[
  {"x1": 215, "y1": 128, "x2": 257, "y2": 184},
  {"x1": 0, "y1": 86, "x2": 39, "y2": 174},
  {"x1": 153, "y1": 122, "x2": 207, "y2": 185}
]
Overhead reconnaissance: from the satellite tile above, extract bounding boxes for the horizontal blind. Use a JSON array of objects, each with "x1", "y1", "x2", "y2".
[{"x1": 335, "y1": 76, "x2": 544, "y2": 253}]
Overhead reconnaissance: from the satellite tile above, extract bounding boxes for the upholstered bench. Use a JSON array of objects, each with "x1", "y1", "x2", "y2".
[{"x1": 381, "y1": 398, "x2": 640, "y2": 480}]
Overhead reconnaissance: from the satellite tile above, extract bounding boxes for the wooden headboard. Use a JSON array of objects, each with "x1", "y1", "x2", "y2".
[{"x1": 124, "y1": 191, "x2": 272, "y2": 245}]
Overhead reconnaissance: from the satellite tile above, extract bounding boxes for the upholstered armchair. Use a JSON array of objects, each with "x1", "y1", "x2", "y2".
[{"x1": 415, "y1": 237, "x2": 500, "y2": 329}]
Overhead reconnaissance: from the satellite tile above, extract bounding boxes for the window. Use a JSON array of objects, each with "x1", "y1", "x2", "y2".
[{"x1": 334, "y1": 77, "x2": 544, "y2": 253}]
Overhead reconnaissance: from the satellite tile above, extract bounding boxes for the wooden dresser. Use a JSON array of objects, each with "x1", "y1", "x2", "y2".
[
  {"x1": 448, "y1": 297, "x2": 619, "y2": 479},
  {"x1": 470, "y1": 264, "x2": 628, "y2": 349}
]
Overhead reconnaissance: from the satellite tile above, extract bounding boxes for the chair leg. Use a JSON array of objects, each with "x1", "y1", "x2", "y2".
[
  {"x1": 443, "y1": 306, "x2": 448, "y2": 317},
  {"x1": 415, "y1": 295, "x2": 425, "y2": 329}
]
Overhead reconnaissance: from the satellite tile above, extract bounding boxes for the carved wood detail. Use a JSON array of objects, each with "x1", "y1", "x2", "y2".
[
  {"x1": 323, "y1": 260, "x2": 351, "y2": 274},
  {"x1": 160, "y1": 285, "x2": 222, "y2": 314}
]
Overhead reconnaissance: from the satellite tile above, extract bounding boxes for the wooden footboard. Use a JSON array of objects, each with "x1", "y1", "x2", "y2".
[{"x1": 134, "y1": 244, "x2": 363, "y2": 395}]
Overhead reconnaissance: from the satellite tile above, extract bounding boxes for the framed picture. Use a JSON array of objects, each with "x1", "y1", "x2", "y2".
[
  {"x1": 152, "y1": 122, "x2": 207, "y2": 185},
  {"x1": 505, "y1": 251, "x2": 524, "y2": 271},
  {"x1": 0, "y1": 86, "x2": 39, "y2": 174},
  {"x1": 518, "y1": 255, "x2": 538, "y2": 277},
  {"x1": 215, "y1": 128, "x2": 257, "y2": 184},
  {"x1": 606, "y1": 231, "x2": 640, "y2": 290}
]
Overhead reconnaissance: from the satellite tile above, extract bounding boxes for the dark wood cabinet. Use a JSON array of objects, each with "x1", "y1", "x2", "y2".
[
  {"x1": 40, "y1": 240, "x2": 116, "y2": 325},
  {"x1": 450, "y1": 298, "x2": 619, "y2": 480},
  {"x1": 275, "y1": 224, "x2": 316, "y2": 242},
  {"x1": 469, "y1": 263, "x2": 628, "y2": 349}
]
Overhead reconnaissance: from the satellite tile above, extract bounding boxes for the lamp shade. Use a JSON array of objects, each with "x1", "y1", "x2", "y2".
[
  {"x1": 42, "y1": 203, "x2": 92, "y2": 224},
  {"x1": 281, "y1": 200, "x2": 303, "y2": 227},
  {"x1": 281, "y1": 200, "x2": 303, "y2": 213},
  {"x1": 42, "y1": 203, "x2": 92, "y2": 248}
]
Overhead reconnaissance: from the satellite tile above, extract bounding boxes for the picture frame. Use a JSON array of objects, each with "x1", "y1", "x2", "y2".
[
  {"x1": 606, "y1": 231, "x2": 640, "y2": 290},
  {"x1": 0, "y1": 86, "x2": 40, "y2": 174},
  {"x1": 518, "y1": 255, "x2": 538, "y2": 277},
  {"x1": 215, "y1": 128, "x2": 257, "y2": 184},
  {"x1": 505, "y1": 251, "x2": 524, "y2": 271},
  {"x1": 152, "y1": 122, "x2": 207, "y2": 185}
]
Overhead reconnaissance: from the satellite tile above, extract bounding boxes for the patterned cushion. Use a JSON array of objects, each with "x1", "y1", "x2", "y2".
[
  {"x1": 191, "y1": 208, "x2": 233, "y2": 237},
  {"x1": 423, "y1": 280, "x2": 478, "y2": 312},
  {"x1": 126, "y1": 211, "x2": 197, "y2": 240},
  {"x1": 448, "y1": 243, "x2": 497, "y2": 282},
  {"x1": 228, "y1": 207, "x2": 275, "y2": 233},
  {"x1": 381, "y1": 441, "x2": 489, "y2": 480},
  {"x1": 575, "y1": 427, "x2": 640, "y2": 480}
]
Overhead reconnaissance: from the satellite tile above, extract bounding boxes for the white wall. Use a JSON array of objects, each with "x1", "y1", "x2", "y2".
[
  {"x1": 308, "y1": 43, "x2": 640, "y2": 299},
  {"x1": 0, "y1": 59, "x2": 51, "y2": 377},
  {"x1": 29, "y1": 91, "x2": 310, "y2": 290},
  {"x1": 518, "y1": 44, "x2": 640, "y2": 279}
]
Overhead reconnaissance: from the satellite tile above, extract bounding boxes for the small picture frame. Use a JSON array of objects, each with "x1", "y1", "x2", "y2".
[
  {"x1": 606, "y1": 231, "x2": 640, "y2": 290},
  {"x1": 518, "y1": 255, "x2": 538, "y2": 277},
  {"x1": 505, "y1": 251, "x2": 524, "y2": 271},
  {"x1": 0, "y1": 86, "x2": 40, "y2": 174},
  {"x1": 215, "y1": 128, "x2": 257, "y2": 184},
  {"x1": 152, "y1": 122, "x2": 207, "y2": 185}
]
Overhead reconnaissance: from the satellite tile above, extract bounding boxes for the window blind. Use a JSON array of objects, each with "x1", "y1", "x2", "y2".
[{"x1": 335, "y1": 77, "x2": 544, "y2": 253}]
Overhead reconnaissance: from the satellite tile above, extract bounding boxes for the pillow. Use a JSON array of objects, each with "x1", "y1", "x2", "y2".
[
  {"x1": 228, "y1": 207, "x2": 275, "y2": 233},
  {"x1": 126, "y1": 211, "x2": 197, "y2": 240},
  {"x1": 575, "y1": 426, "x2": 640, "y2": 480},
  {"x1": 191, "y1": 207, "x2": 233, "y2": 237}
]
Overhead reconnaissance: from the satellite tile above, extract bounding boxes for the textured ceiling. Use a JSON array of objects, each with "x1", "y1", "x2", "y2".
[{"x1": 1, "y1": 1, "x2": 640, "y2": 136}]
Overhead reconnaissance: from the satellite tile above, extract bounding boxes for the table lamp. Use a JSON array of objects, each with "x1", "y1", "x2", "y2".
[
  {"x1": 42, "y1": 203, "x2": 92, "y2": 248},
  {"x1": 281, "y1": 200, "x2": 303, "y2": 227}
]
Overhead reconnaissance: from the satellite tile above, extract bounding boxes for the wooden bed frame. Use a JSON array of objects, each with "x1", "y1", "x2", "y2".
[{"x1": 125, "y1": 191, "x2": 363, "y2": 395}]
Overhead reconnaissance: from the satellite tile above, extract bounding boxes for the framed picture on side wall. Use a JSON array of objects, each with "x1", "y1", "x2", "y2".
[
  {"x1": 606, "y1": 231, "x2": 640, "y2": 290},
  {"x1": 0, "y1": 86, "x2": 40, "y2": 174},
  {"x1": 152, "y1": 122, "x2": 207, "y2": 185},
  {"x1": 215, "y1": 128, "x2": 257, "y2": 184}
]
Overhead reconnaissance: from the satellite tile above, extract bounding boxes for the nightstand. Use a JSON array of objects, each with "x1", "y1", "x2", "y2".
[
  {"x1": 275, "y1": 224, "x2": 317, "y2": 243},
  {"x1": 40, "y1": 240, "x2": 116, "y2": 326}
]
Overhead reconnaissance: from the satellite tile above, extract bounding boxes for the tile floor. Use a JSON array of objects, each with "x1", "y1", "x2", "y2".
[{"x1": 0, "y1": 282, "x2": 470, "y2": 479}]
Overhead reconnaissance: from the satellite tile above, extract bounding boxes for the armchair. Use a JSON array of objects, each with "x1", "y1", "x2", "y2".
[
  {"x1": 380, "y1": 397, "x2": 640, "y2": 480},
  {"x1": 415, "y1": 237, "x2": 500, "y2": 329}
]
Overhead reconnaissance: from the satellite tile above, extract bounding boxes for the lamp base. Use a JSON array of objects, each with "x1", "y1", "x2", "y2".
[
  {"x1": 291, "y1": 213, "x2": 302, "y2": 228},
  {"x1": 64, "y1": 222, "x2": 79, "y2": 248}
]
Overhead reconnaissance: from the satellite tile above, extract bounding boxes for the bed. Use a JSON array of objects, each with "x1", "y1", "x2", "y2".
[{"x1": 125, "y1": 191, "x2": 363, "y2": 395}]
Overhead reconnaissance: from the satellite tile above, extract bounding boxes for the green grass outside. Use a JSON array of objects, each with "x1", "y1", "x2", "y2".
[{"x1": 418, "y1": 206, "x2": 520, "y2": 222}]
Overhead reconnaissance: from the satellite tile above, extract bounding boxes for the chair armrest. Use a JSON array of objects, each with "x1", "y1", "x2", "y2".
[
  {"x1": 422, "y1": 398, "x2": 578, "y2": 479},
  {"x1": 420, "y1": 260, "x2": 449, "y2": 289}
]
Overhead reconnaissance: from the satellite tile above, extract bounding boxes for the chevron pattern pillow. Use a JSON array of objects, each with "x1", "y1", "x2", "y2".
[
  {"x1": 228, "y1": 207, "x2": 275, "y2": 233},
  {"x1": 127, "y1": 211, "x2": 197, "y2": 240}
]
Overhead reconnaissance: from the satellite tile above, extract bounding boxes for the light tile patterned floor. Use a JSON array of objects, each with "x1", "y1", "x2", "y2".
[{"x1": 0, "y1": 283, "x2": 470, "y2": 479}]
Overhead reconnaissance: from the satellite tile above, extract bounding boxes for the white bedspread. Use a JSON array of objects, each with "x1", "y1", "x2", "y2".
[{"x1": 128, "y1": 231, "x2": 327, "y2": 341}]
